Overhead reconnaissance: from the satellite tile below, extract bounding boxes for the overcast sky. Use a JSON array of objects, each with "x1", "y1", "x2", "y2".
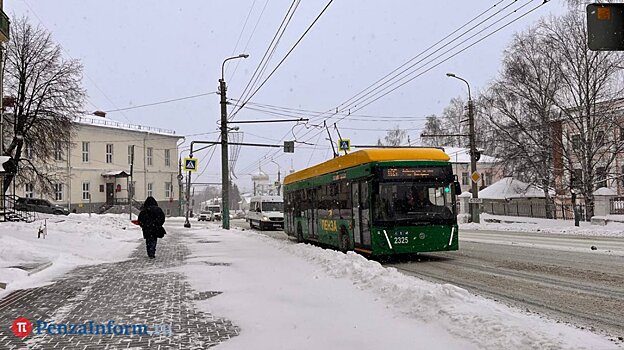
[{"x1": 6, "y1": 0, "x2": 568, "y2": 192}]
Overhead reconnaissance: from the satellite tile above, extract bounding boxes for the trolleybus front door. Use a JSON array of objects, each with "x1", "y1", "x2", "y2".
[{"x1": 352, "y1": 180, "x2": 372, "y2": 250}]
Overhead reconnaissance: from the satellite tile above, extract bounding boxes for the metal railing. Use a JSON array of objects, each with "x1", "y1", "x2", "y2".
[
  {"x1": 609, "y1": 197, "x2": 624, "y2": 215},
  {"x1": 481, "y1": 200, "x2": 591, "y2": 221},
  {"x1": 74, "y1": 116, "x2": 176, "y2": 135},
  {"x1": 0, "y1": 194, "x2": 36, "y2": 222}
]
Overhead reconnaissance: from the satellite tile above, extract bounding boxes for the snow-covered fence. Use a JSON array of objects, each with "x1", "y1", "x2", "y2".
[
  {"x1": 481, "y1": 199, "x2": 590, "y2": 221},
  {"x1": 609, "y1": 197, "x2": 624, "y2": 215}
]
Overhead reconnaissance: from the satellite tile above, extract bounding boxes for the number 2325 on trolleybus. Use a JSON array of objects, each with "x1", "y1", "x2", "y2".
[{"x1": 283, "y1": 148, "x2": 461, "y2": 256}]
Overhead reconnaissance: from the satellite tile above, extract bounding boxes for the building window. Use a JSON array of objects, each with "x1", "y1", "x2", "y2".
[
  {"x1": 106, "y1": 144, "x2": 113, "y2": 163},
  {"x1": 147, "y1": 183, "x2": 153, "y2": 197},
  {"x1": 147, "y1": 147, "x2": 153, "y2": 166},
  {"x1": 25, "y1": 183, "x2": 34, "y2": 198},
  {"x1": 572, "y1": 169, "x2": 582, "y2": 188},
  {"x1": 461, "y1": 172, "x2": 469, "y2": 186},
  {"x1": 82, "y1": 142, "x2": 90, "y2": 162},
  {"x1": 165, "y1": 182, "x2": 172, "y2": 198},
  {"x1": 571, "y1": 134, "x2": 581, "y2": 150},
  {"x1": 54, "y1": 183, "x2": 64, "y2": 201},
  {"x1": 128, "y1": 145, "x2": 133, "y2": 164},
  {"x1": 164, "y1": 149, "x2": 171, "y2": 167},
  {"x1": 165, "y1": 208, "x2": 171, "y2": 216},
  {"x1": 24, "y1": 144, "x2": 33, "y2": 159},
  {"x1": 596, "y1": 130, "x2": 605, "y2": 147},
  {"x1": 596, "y1": 167, "x2": 607, "y2": 188},
  {"x1": 485, "y1": 172, "x2": 493, "y2": 186},
  {"x1": 54, "y1": 142, "x2": 64, "y2": 161},
  {"x1": 82, "y1": 182, "x2": 91, "y2": 200}
]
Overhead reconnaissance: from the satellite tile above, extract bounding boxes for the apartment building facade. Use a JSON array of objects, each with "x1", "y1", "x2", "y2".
[{"x1": 14, "y1": 116, "x2": 183, "y2": 215}]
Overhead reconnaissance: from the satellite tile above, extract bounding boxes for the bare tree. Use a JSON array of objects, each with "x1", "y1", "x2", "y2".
[
  {"x1": 380, "y1": 125, "x2": 407, "y2": 146},
  {"x1": 542, "y1": 11, "x2": 624, "y2": 219},
  {"x1": 482, "y1": 26, "x2": 561, "y2": 217},
  {"x1": 2, "y1": 17, "x2": 85, "y2": 194},
  {"x1": 420, "y1": 114, "x2": 446, "y2": 146}
]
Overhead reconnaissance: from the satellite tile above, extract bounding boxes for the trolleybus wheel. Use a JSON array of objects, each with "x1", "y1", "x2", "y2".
[
  {"x1": 339, "y1": 227, "x2": 349, "y2": 253},
  {"x1": 296, "y1": 223, "x2": 304, "y2": 243}
]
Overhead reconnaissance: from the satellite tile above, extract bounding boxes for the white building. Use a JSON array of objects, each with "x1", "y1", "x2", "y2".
[
  {"x1": 14, "y1": 116, "x2": 183, "y2": 215},
  {"x1": 444, "y1": 147, "x2": 503, "y2": 190}
]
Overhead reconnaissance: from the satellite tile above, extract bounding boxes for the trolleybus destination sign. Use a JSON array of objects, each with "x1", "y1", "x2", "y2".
[{"x1": 381, "y1": 167, "x2": 451, "y2": 180}]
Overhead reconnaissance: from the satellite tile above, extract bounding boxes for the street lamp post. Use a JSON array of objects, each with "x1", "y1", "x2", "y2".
[
  {"x1": 446, "y1": 72, "x2": 480, "y2": 223},
  {"x1": 220, "y1": 54, "x2": 249, "y2": 230},
  {"x1": 269, "y1": 159, "x2": 281, "y2": 195}
]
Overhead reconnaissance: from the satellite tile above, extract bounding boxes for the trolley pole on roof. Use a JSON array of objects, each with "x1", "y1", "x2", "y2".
[{"x1": 447, "y1": 72, "x2": 480, "y2": 223}]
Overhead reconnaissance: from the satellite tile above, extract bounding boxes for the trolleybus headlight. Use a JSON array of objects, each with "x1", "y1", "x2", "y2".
[{"x1": 262, "y1": 216, "x2": 269, "y2": 221}]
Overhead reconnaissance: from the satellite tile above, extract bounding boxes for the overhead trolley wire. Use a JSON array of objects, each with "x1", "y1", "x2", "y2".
[
  {"x1": 229, "y1": 0, "x2": 302, "y2": 117},
  {"x1": 229, "y1": 0, "x2": 335, "y2": 120}
]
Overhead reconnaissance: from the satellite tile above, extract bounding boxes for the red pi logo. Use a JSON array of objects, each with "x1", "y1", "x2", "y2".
[{"x1": 12, "y1": 317, "x2": 32, "y2": 337}]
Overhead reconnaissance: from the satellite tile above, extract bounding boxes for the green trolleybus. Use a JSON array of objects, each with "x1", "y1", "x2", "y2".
[{"x1": 283, "y1": 148, "x2": 460, "y2": 256}]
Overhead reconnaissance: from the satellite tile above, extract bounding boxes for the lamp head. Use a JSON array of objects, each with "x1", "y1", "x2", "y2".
[
  {"x1": 446, "y1": 72, "x2": 456, "y2": 78},
  {"x1": 238, "y1": 53, "x2": 250, "y2": 58}
]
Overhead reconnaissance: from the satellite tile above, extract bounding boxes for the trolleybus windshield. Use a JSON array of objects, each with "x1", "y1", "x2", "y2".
[{"x1": 374, "y1": 182, "x2": 455, "y2": 225}]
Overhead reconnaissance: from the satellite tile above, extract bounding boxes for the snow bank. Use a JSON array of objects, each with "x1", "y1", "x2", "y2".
[
  {"x1": 0, "y1": 214, "x2": 140, "y2": 296},
  {"x1": 462, "y1": 213, "x2": 624, "y2": 237},
  {"x1": 176, "y1": 224, "x2": 614, "y2": 350}
]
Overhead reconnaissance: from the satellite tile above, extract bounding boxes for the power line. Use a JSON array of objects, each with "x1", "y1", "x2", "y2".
[
  {"x1": 229, "y1": 0, "x2": 301, "y2": 117},
  {"x1": 104, "y1": 92, "x2": 216, "y2": 113},
  {"x1": 228, "y1": 0, "x2": 270, "y2": 83},
  {"x1": 230, "y1": 0, "x2": 334, "y2": 119},
  {"x1": 226, "y1": 0, "x2": 259, "y2": 80}
]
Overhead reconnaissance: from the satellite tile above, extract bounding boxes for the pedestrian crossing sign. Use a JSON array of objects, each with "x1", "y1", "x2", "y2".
[
  {"x1": 338, "y1": 139, "x2": 351, "y2": 152},
  {"x1": 184, "y1": 157, "x2": 198, "y2": 172}
]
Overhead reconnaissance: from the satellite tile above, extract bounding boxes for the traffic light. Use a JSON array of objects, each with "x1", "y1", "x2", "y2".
[{"x1": 587, "y1": 3, "x2": 624, "y2": 51}]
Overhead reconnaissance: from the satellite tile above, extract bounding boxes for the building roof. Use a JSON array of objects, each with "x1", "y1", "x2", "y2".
[
  {"x1": 101, "y1": 170, "x2": 130, "y2": 178},
  {"x1": 74, "y1": 116, "x2": 180, "y2": 137},
  {"x1": 0, "y1": 155, "x2": 11, "y2": 173},
  {"x1": 444, "y1": 147, "x2": 499, "y2": 164},
  {"x1": 284, "y1": 148, "x2": 449, "y2": 185},
  {"x1": 478, "y1": 177, "x2": 548, "y2": 200}
]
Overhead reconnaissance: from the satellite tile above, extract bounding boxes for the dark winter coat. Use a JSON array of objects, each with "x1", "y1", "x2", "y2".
[{"x1": 138, "y1": 197, "x2": 166, "y2": 239}]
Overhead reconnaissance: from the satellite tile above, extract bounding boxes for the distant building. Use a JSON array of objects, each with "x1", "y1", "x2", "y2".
[
  {"x1": 12, "y1": 116, "x2": 183, "y2": 215},
  {"x1": 444, "y1": 147, "x2": 503, "y2": 191}
]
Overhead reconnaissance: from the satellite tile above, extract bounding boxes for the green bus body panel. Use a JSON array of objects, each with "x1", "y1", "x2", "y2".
[
  {"x1": 369, "y1": 225, "x2": 458, "y2": 255},
  {"x1": 292, "y1": 216, "x2": 458, "y2": 255}
]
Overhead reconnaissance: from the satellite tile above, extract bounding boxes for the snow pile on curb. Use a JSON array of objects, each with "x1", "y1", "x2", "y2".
[
  {"x1": 0, "y1": 214, "x2": 140, "y2": 295},
  {"x1": 251, "y1": 233, "x2": 612, "y2": 349},
  {"x1": 461, "y1": 213, "x2": 624, "y2": 237}
]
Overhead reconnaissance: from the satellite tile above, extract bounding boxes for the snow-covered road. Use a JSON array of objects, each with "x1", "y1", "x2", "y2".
[{"x1": 388, "y1": 229, "x2": 624, "y2": 341}]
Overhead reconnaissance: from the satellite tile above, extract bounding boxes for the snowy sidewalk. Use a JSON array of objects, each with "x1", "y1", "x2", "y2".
[{"x1": 0, "y1": 227, "x2": 238, "y2": 349}]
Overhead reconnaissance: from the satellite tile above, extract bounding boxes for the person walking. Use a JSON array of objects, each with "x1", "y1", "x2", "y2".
[{"x1": 138, "y1": 196, "x2": 166, "y2": 259}]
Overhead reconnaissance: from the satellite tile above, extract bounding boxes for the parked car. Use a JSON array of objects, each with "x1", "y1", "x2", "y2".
[
  {"x1": 15, "y1": 197, "x2": 70, "y2": 215},
  {"x1": 198, "y1": 211, "x2": 213, "y2": 221}
]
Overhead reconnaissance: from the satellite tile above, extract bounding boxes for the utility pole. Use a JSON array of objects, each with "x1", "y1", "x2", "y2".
[
  {"x1": 467, "y1": 97, "x2": 480, "y2": 223},
  {"x1": 219, "y1": 54, "x2": 249, "y2": 230},
  {"x1": 184, "y1": 154, "x2": 192, "y2": 228},
  {"x1": 446, "y1": 72, "x2": 479, "y2": 223},
  {"x1": 219, "y1": 78, "x2": 230, "y2": 230},
  {"x1": 178, "y1": 157, "x2": 183, "y2": 216},
  {"x1": 129, "y1": 145, "x2": 135, "y2": 220}
]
